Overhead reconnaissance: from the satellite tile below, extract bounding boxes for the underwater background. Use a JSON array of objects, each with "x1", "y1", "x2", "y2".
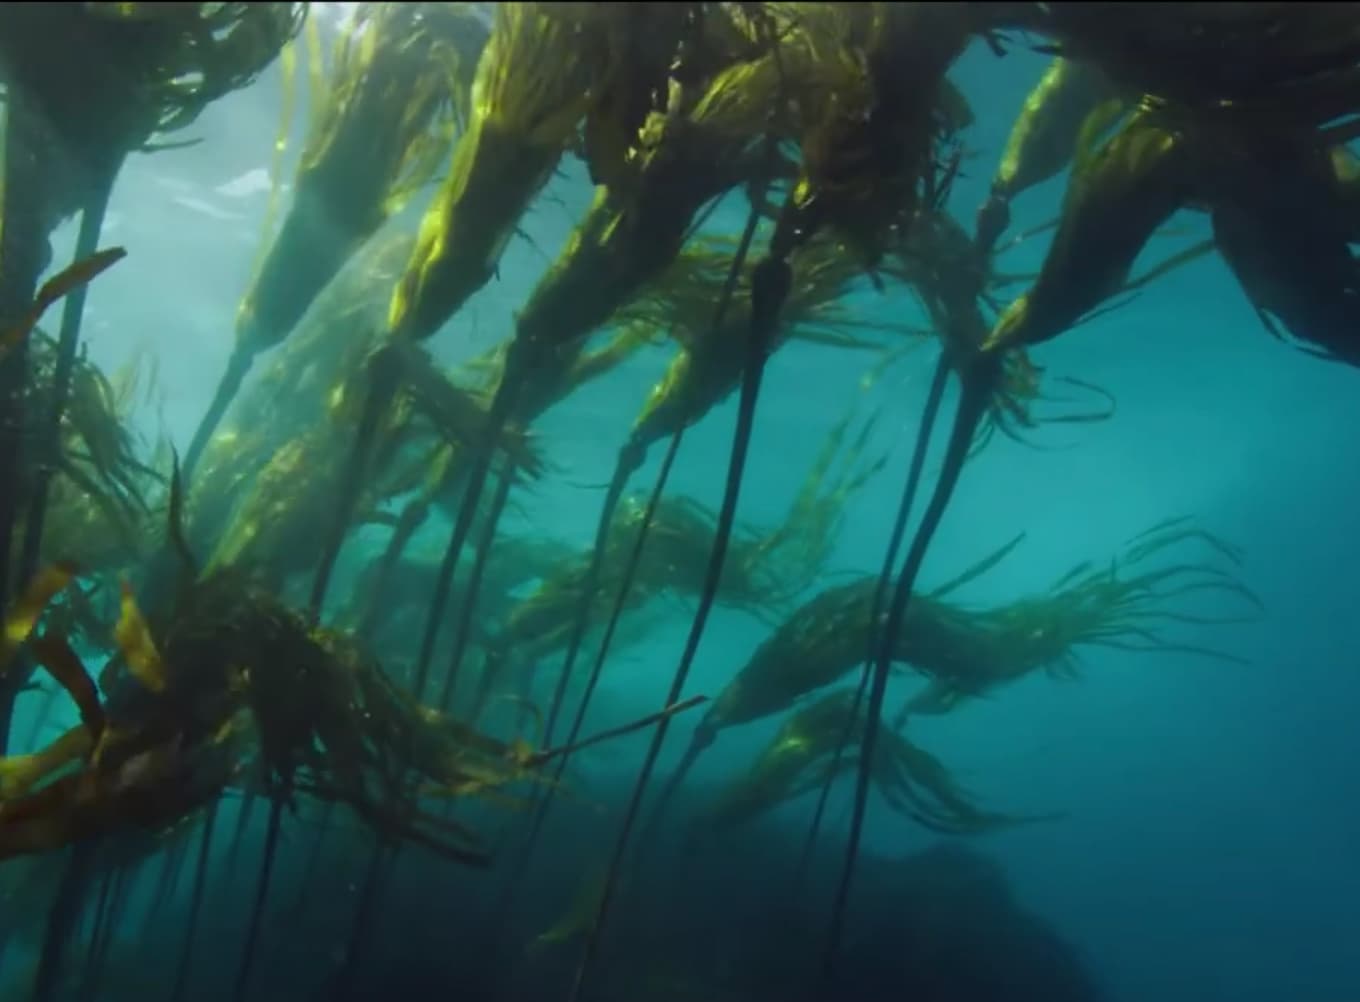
[{"x1": 3, "y1": 4, "x2": 1360, "y2": 1002}]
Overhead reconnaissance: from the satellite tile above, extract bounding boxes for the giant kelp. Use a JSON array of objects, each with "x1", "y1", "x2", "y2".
[
  {"x1": 184, "y1": 3, "x2": 491, "y2": 477},
  {"x1": 652, "y1": 518, "x2": 1257, "y2": 829},
  {"x1": 697, "y1": 689, "x2": 1029, "y2": 836},
  {"x1": 7, "y1": 6, "x2": 1343, "y2": 1000}
]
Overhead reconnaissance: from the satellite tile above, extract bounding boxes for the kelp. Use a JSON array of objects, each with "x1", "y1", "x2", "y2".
[
  {"x1": 498, "y1": 399, "x2": 886, "y2": 671},
  {"x1": 673, "y1": 518, "x2": 1257, "y2": 768},
  {"x1": 10, "y1": 330, "x2": 163, "y2": 573},
  {"x1": 388, "y1": 1, "x2": 645, "y2": 340},
  {"x1": 698, "y1": 690, "x2": 1027, "y2": 836},
  {"x1": 0, "y1": 555, "x2": 707, "y2": 862},
  {"x1": 975, "y1": 56, "x2": 1128, "y2": 254},
  {"x1": 238, "y1": 2, "x2": 486, "y2": 353},
  {"x1": 0, "y1": 4, "x2": 303, "y2": 244},
  {"x1": 187, "y1": 230, "x2": 414, "y2": 550},
  {"x1": 184, "y1": 4, "x2": 489, "y2": 478},
  {"x1": 622, "y1": 231, "x2": 879, "y2": 458}
]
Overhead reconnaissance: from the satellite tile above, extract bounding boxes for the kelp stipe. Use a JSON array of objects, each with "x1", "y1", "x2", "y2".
[
  {"x1": 818, "y1": 354, "x2": 1001, "y2": 993},
  {"x1": 795, "y1": 350, "x2": 950, "y2": 893}
]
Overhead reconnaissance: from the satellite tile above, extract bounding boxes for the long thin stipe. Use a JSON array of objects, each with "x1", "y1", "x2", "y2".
[
  {"x1": 222, "y1": 791, "x2": 256, "y2": 881},
  {"x1": 479, "y1": 442, "x2": 663, "y2": 988},
  {"x1": 627, "y1": 723, "x2": 705, "y2": 855},
  {"x1": 17, "y1": 174, "x2": 115, "y2": 586},
  {"x1": 85, "y1": 863, "x2": 131, "y2": 1000},
  {"x1": 32, "y1": 839, "x2": 98, "y2": 1002},
  {"x1": 561, "y1": 436, "x2": 683, "y2": 762},
  {"x1": 529, "y1": 696, "x2": 707, "y2": 768},
  {"x1": 8, "y1": 180, "x2": 114, "y2": 757},
  {"x1": 538, "y1": 441, "x2": 641, "y2": 755},
  {"x1": 308, "y1": 345, "x2": 403, "y2": 621},
  {"x1": 494, "y1": 104, "x2": 779, "y2": 993},
  {"x1": 284, "y1": 802, "x2": 334, "y2": 926},
  {"x1": 231, "y1": 797, "x2": 284, "y2": 1002},
  {"x1": 525, "y1": 430, "x2": 682, "y2": 852},
  {"x1": 139, "y1": 838, "x2": 190, "y2": 942},
  {"x1": 349, "y1": 447, "x2": 516, "y2": 973},
  {"x1": 326, "y1": 843, "x2": 392, "y2": 999},
  {"x1": 343, "y1": 476, "x2": 519, "y2": 967},
  {"x1": 171, "y1": 803, "x2": 218, "y2": 1002},
  {"x1": 357, "y1": 497, "x2": 429, "y2": 635},
  {"x1": 437, "y1": 458, "x2": 517, "y2": 711},
  {"x1": 543, "y1": 101, "x2": 774, "y2": 749},
  {"x1": 568, "y1": 255, "x2": 789, "y2": 1002},
  {"x1": 0, "y1": 86, "x2": 47, "y2": 638},
  {"x1": 590, "y1": 454, "x2": 725, "y2": 867},
  {"x1": 818, "y1": 360, "x2": 996, "y2": 994},
  {"x1": 794, "y1": 352, "x2": 950, "y2": 890},
  {"x1": 180, "y1": 347, "x2": 252, "y2": 484},
  {"x1": 538, "y1": 166, "x2": 773, "y2": 844},
  {"x1": 78, "y1": 867, "x2": 115, "y2": 999},
  {"x1": 410, "y1": 369, "x2": 525, "y2": 702},
  {"x1": 467, "y1": 646, "x2": 503, "y2": 728}
]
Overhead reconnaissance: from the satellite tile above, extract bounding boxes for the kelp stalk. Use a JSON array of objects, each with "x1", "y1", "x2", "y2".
[
  {"x1": 523, "y1": 145, "x2": 776, "y2": 858},
  {"x1": 139, "y1": 838, "x2": 190, "y2": 941},
  {"x1": 322, "y1": 842, "x2": 393, "y2": 1000},
  {"x1": 821, "y1": 353, "x2": 1002, "y2": 987},
  {"x1": 180, "y1": 348, "x2": 252, "y2": 483},
  {"x1": 307, "y1": 344, "x2": 404, "y2": 620},
  {"x1": 230, "y1": 798, "x2": 284, "y2": 1002},
  {"x1": 795, "y1": 351, "x2": 951, "y2": 888},
  {"x1": 16, "y1": 167, "x2": 118, "y2": 586},
  {"x1": 407, "y1": 354, "x2": 526, "y2": 702},
  {"x1": 482, "y1": 432, "x2": 683, "y2": 987},
  {"x1": 171, "y1": 803, "x2": 218, "y2": 1002},
  {"x1": 80, "y1": 859, "x2": 132, "y2": 998},
  {"x1": 0, "y1": 89, "x2": 48, "y2": 755},
  {"x1": 437, "y1": 459, "x2": 517, "y2": 710},
  {"x1": 567, "y1": 251, "x2": 792, "y2": 1002},
  {"x1": 327, "y1": 462, "x2": 515, "y2": 990},
  {"x1": 31, "y1": 839, "x2": 99, "y2": 1002}
]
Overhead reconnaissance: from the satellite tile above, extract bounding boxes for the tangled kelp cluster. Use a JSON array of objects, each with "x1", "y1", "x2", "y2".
[{"x1": 3, "y1": 2, "x2": 1343, "y2": 1000}]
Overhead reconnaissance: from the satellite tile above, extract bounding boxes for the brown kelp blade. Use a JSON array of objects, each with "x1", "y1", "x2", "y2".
[
  {"x1": 0, "y1": 248, "x2": 126, "y2": 365},
  {"x1": 112, "y1": 580, "x2": 167, "y2": 693},
  {"x1": 28, "y1": 633, "x2": 104, "y2": 740},
  {"x1": 1, "y1": 563, "x2": 79, "y2": 674},
  {"x1": 0, "y1": 726, "x2": 93, "y2": 799}
]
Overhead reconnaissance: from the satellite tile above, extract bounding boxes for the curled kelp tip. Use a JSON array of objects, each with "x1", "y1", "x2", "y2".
[{"x1": 0, "y1": 247, "x2": 127, "y2": 366}]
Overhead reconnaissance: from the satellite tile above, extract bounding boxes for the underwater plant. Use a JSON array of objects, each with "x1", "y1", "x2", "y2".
[
  {"x1": 184, "y1": 2, "x2": 490, "y2": 477},
  {"x1": 11, "y1": 8, "x2": 1355, "y2": 1002},
  {"x1": 698, "y1": 689, "x2": 1029, "y2": 836},
  {"x1": 974, "y1": 55, "x2": 1129, "y2": 255},
  {"x1": 652, "y1": 517, "x2": 1257, "y2": 833}
]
